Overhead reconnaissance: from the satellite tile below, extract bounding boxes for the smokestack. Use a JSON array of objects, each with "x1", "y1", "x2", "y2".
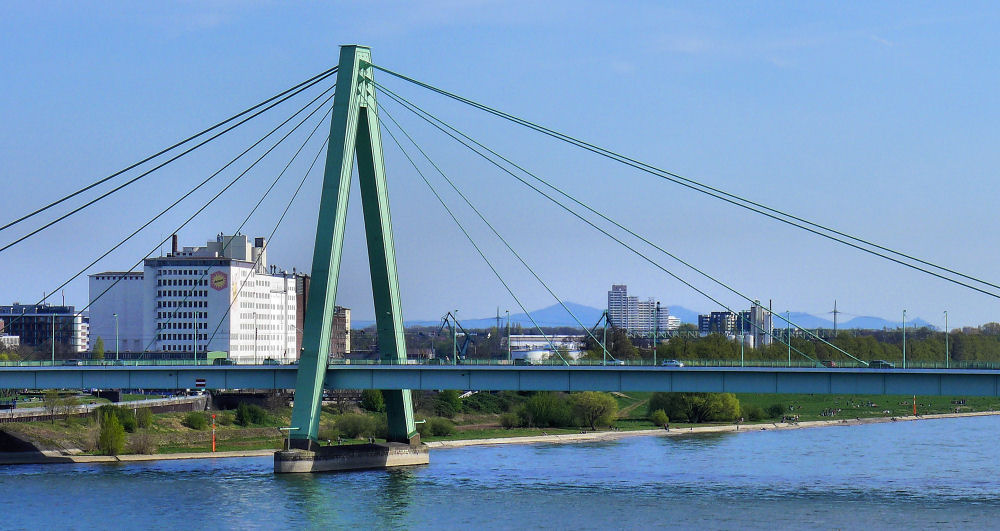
[{"x1": 171, "y1": 234, "x2": 179, "y2": 256}]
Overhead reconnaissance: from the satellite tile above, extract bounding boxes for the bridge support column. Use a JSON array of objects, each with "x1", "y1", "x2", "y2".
[{"x1": 285, "y1": 45, "x2": 418, "y2": 459}]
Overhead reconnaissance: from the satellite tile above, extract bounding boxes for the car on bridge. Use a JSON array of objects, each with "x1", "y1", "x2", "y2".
[
  {"x1": 661, "y1": 360, "x2": 685, "y2": 367},
  {"x1": 868, "y1": 360, "x2": 895, "y2": 369},
  {"x1": 62, "y1": 359, "x2": 83, "y2": 366}
]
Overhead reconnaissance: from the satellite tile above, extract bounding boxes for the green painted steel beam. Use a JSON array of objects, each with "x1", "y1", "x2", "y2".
[{"x1": 289, "y1": 45, "x2": 416, "y2": 447}]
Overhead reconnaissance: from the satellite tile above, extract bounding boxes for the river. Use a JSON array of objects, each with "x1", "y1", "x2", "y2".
[{"x1": 3, "y1": 415, "x2": 1000, "y2": 529}]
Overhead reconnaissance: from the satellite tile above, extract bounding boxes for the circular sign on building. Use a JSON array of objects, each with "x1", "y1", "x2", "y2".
[{"x1": 210, "y1": 271, "x2": 228, "y2": 291}]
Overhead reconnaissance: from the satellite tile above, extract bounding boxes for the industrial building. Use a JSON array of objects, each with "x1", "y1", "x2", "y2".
[{"x1": 89, "y1": 234, "x2": 297, "y2": 364}]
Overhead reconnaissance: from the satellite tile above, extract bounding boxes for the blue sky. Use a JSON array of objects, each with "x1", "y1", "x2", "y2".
[{"x1": 1, "y1": 2, "x2": 998, "y2": 328}]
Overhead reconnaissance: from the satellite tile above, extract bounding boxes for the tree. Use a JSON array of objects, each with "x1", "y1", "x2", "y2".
[
  {"x1": 360, "y1": 389, "x2": 385, "y2": 413},
  {"x1": 570, "y1": 392, "x2": 619, "y2": 430},
  {"x1": 98, "y1": 411, "x2": 126, "y2": 455},
  {"x1": 93, "y1": 337, "x2": 105, "y2": 360},
  {"x1": 435, "y1": 390, "x2": 462, "y2": 418},
  {"x1": 648, "y1": 392, "x2": 741, "y2": 423},
  {"x1": 518, "y1": 392, "x2": 573, "y2": 428},
  {"x1": 43, "y1": 390, "x2": 60, "y2": 423}
]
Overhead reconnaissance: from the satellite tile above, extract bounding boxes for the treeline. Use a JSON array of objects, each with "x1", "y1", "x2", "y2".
[{"x1": 654, "y1": 326, "x2": 1000, "y2": 364}]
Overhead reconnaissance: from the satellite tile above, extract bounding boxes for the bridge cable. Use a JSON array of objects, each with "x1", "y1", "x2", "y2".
[
  {"x1": 377, "y1": 113, "x2": 571, "y2": 366},
  {"x1": 369, "y1": 64, "x2": 1000, "y2": 299},
  {"x1": 141, "y1": 106, "x2": 336, "y2": 357},
  {"x1": 0, "y1": 69, "x2": 338, "y2": 255},
  {"x1": 25, "y1": 83, "x2": 337, "y2": 330},
  {"x1": 3, "y1": 84, "x2": 336, "y2": 342},
  {"x1": 76, "y1": 89, "x2": 337, "y2": 350},
  {"x1": 378, "y1": 102, "x2": 613, "y2": 363},
  {"x1": 203, "y1": 136, "x2": 330, "y2": 355},
  {"x1": 376, "y1": 82, "x2": 858, "y2": 364},
  {"x1": 376, "y1": 87, "x2": 820, "y2": 364},
  {"x1": 0, "y1": 66, "x2": 337, "y2": 235}
]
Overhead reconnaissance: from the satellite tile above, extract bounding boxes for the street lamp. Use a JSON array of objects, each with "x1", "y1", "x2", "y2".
[
  {"x1": 944, "y1": 310, "x2": 949, "y2": 369},
  {"x1": 113, "y1": 312, "x2": 119, "y2": 362},
  {"x1": 505, "y1": 310, "x2": 511, "y2": 362},
  {"x1": 902, "y1": 309, "x2": 907, "y2": 369}
]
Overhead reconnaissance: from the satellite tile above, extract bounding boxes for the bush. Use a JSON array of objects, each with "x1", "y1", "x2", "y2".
[
  {"x1": 183, "y1": 412, "x2": 208, "y2": 430},
  {"x1": 499, "y1": 413, "x2": 520, "y2": 429},
  {"x1": 428, "y1": 417, "x2": 455, "y2": 436},
  {"x1": 649, "y1": 409, "x2": 669, "y2": 427},
  {"x1": 336, "y1": 413, "x2": 376, "y2": 439},
  {"x1": 744, "y1": 405, "x2": 765, "y2": 421},
  {"x1": 767, "y1": 404, "x2": 785, "y2": 419},
  {"x1": 463, "y1": 392, "x2": 511, "y2": 414},
  {"x1": 136, "y1": 408, "x2": 153, "y2": 429},
  {"x1": 360, "y1": 389, "x2": 385, "y2": 413},
  {"x1": 96, "y1": 405, "x2": 137, "y2": 433},
  {"x1": 216, "y1": 412, "x2": 235, "y2": 426},
  {"x1": 416, "y1": 417, "x2": 456, "y2": 437},
  {"x1": 518, "y1": 392, "x2": 573, "y2": 428},
  {"x1": 98, "y1": 411, "x2": 125, "y2": 455},
  {"x1": 318, "y1": 428, "x2": 341, "y2": 443},
  {"x1": 435, "y1": 390, "x2": 462, "y2": 418},
  {"x1": 234, "y1": 403, "x2": 269, "y2": 427},
  {"x1": 128, "y1": 432, "x2": 157, "y2": 454}
]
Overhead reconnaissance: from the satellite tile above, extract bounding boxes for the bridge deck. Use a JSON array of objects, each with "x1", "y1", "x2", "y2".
[{"x1": 0, "y1": 365, "x2": 997, "y2": 396}]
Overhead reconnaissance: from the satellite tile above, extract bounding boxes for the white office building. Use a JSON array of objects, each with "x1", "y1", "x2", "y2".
[
  {"x1": 607, "y1": 284, "x2": 671, "y2": 335},
  {"x1": 88, "y1": 234, "x2": 297, "y2": 364}
]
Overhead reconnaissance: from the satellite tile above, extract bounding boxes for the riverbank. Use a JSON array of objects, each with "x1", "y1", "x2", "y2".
[
  {"x1": 423, "y1": 410, "x2": 1000, "y2": 449},
  {"x1": 4, "y1": 410, "x2": 996, "y2": 466}
]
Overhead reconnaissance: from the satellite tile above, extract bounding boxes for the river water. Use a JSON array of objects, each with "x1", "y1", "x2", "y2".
[{"x1": 3, "y1": 416, "x2": 1000, "y2": 530}]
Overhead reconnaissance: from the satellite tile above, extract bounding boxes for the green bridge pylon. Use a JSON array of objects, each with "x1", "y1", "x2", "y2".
[{"x1": 289, "y1": 45, "x2": 417, "y2": 449}]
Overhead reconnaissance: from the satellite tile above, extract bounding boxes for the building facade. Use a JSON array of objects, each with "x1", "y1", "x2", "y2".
[
  {"x1": 607, "y1": 284, "x2": 671, "y2": 335},
  {"x1": 89, "y1": 234, "x2": 297, "y2": 364},
  {"x1": 0, "y1": 304, "x2": 88, "y2": 352}
]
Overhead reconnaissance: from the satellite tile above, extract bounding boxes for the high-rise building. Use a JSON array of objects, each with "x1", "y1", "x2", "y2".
[
  {"x1": 0, "y1": 304, "x2": 88, "y2": 352},
  {"x1": 607, "y1": 285, "x2": 671, "y2": 334},
  {"x1": 699, "y1": 312, "x2": 737, "y2": 335},
  {"x1": 89, "y1": 233, "x2": 297, "y2": 364}
]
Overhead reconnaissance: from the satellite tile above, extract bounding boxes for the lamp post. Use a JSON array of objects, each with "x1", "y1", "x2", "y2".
[
  {"x1": 113, "y1": 313, "x2": 119, "y2": 362},
  {"x1": 902, "y1": 309, "x2": 907, "y2": 369},
  {"x1": 254, "y1": 311, "x2": 258, "y2": 365},
  {"x1": 51, "y1": 313, "x2": 55, "y2": 366},
  {"x1": 944, "y1": 310, "x2": 949, "y2": 369},
  {"x1": 786, "y1": 311, "x2": 791, "y2": 367},
  {"x1": 452, "y1": 310, "x2": 458, "y2": 365},
  {"x1": 505, "y1": 310, "x2": 511, "y2": 363}
]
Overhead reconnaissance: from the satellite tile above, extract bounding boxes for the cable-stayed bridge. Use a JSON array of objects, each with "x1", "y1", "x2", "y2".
[{"x1": 2, "y1": 45, "x2": 999, "y2": 465}]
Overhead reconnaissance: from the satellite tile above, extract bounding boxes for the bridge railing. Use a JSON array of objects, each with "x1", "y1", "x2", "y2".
[{"x1": 4, "y1": 358, "x2": 1000, "y2": 370}]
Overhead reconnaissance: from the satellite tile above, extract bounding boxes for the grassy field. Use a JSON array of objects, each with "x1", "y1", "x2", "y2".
[{"x1": 4, "y1": 391, "x2": 1000, "y2": 454}]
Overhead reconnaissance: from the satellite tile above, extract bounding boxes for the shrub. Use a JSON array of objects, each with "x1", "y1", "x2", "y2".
[
  {"x1": 435, "y1": 390, "x2": 462, "y2": 418},
  {"x1": 216, "y1": 412, "x2": 235, "y2": 426},
  {"x1": 98, "y1": 411, "x2": 125, "y2": 455},
  {"x1": 336, "y1": 413, "x2": 376, "y2": 439},
  {"x1": 649, "y1": 409, "x2": 669, "y2": 427},
  {"x1": 234, "y1": 403, "x2": 269, "y2": 427},
  {"x1": 136, "y1": 408, "x2": 153, "y2": 429},
  {"x1": 463, "y1": 392, "x2": 511, "y2": 414},
  {"x1": 744, "y1": 405, "x2": 765, "y2": 421},
  {"x1": 518, "y1": 392, "x2": 573, "y2": 428},
  {"x1": 360, "y1": 389, "x2": 385, "y2": 413},
  {"x1": 499, "y1": 413, "x2": 520, "y2": 429},
  {"x1": 128, "y1": 432, "x2": 157, "y2": 454},
  {"x1": 428, "y1": 417, "x2": 455, "y2": 436},
  {"x1": 96, "y1": 405, "x2": 137, "y2": 433},
  {"x1": 318, "y1": 428, "x2": 341, "y2": 443},
  {"x1": 183, "y1": 412, "x2": 208, "y2": 430},
  {"x1": 767, "y1": 404, "x2": 786, "y2": 419}
]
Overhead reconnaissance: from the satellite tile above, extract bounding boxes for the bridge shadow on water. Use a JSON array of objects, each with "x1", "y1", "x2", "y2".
[{"x1": 275, "y1": 465, "x2": 418, "y2": 527}]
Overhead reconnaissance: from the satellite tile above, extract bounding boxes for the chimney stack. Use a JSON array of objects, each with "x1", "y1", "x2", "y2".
[{"x1": 171, "y1": 234, "x2": 179, "y2": 256}]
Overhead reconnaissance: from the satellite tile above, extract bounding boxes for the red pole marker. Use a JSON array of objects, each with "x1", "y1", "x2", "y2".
[{"x1": 212, "y1": 414, "x2": 217, "y2": 452}]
